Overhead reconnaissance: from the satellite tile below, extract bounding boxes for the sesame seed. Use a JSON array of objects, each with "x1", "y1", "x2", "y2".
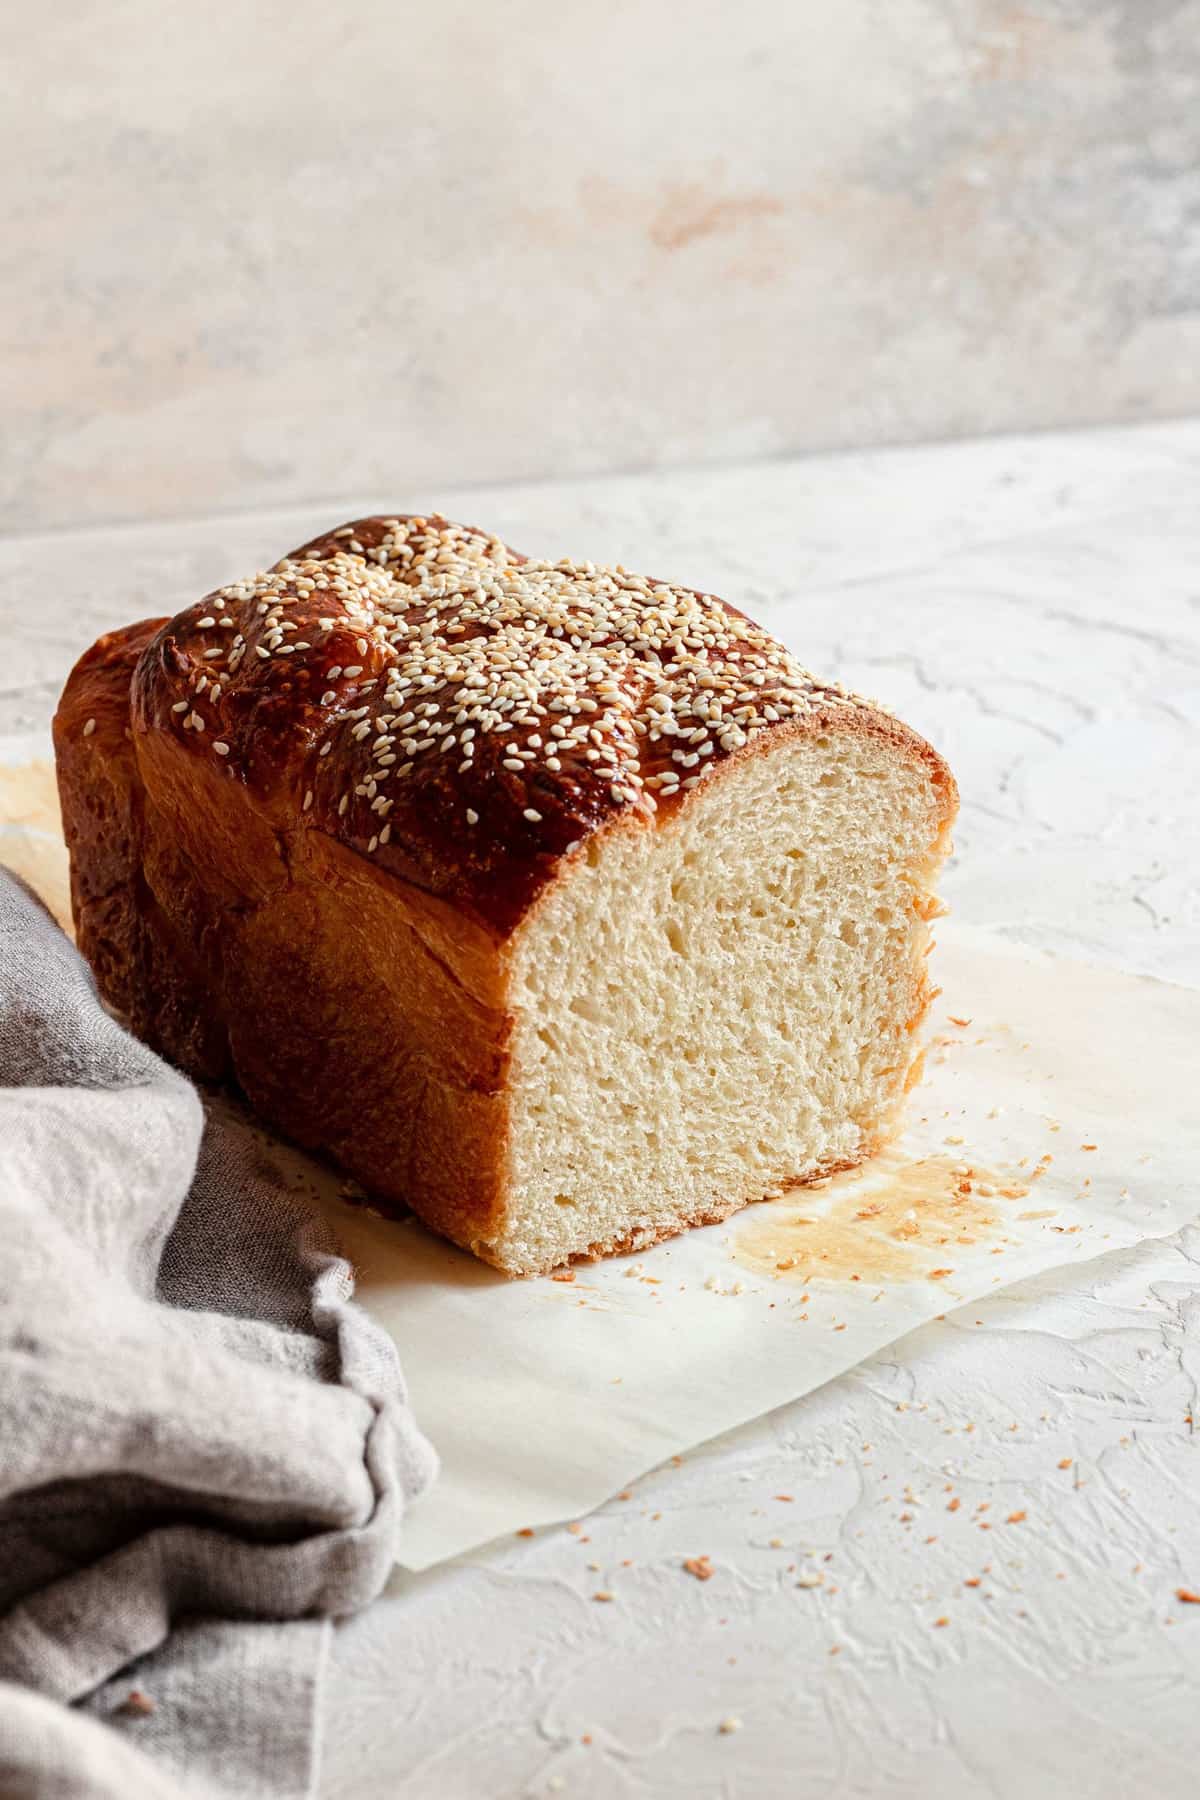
[
  {"x1": 466, "y1": 808, "x2": 479, "y2": 825},
  {"x1": 82, "y1": 717, "x2": 96, "y2": 736},
  {"x1": 213, "y1": 741, "x2": 230, "y2": 756},
  {"x1": 171, "y1": 521, "x2": 864, "y2": 866}
]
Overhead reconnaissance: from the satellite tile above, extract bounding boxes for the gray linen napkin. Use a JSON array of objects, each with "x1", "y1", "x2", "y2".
[{"x1": 0, "y1": 870, "x2": 437, "y2": 1798}]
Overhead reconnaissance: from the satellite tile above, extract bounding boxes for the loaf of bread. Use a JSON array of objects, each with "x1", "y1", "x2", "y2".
[{"x1": 54, "y1": 515, "x2": 956, "y2": 1276}]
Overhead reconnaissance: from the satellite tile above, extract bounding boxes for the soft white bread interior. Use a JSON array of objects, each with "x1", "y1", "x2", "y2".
[{"x1": 497, "y1": 721, "x2": 949, "y2": 1273}]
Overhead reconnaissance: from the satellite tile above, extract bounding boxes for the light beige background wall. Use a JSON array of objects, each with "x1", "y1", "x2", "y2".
[{"x1": 5, "y1": 0, "x2": 1199, "y2": 531}]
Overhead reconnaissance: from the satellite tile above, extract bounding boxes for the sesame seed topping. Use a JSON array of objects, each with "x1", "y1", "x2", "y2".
[
  {"x1": 165, "y1": 515, "x2": 872, "y2": 873},
  {"x1": 82, "y1": 717, "x2": 96, "y2": 736},
  {"x1": 213, "y1": 741, "x2": 230, "y2": 756}
]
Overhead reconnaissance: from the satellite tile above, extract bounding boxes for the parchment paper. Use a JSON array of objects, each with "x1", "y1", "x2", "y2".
[
  {"x1": 3, "y1": 751, "x2": 1196, "y2": 1571},
  {"x1": 291, "y1": 923, "x2": 1198, "y2": 1569}
]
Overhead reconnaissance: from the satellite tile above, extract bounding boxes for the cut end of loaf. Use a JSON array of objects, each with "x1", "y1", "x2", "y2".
[{"x1": 478, "y1": 720, "x2": 953, "y2": 1276}]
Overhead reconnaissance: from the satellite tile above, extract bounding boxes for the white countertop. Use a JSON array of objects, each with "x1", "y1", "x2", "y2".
[{"x1": 4, "y1": 420, "x2": 1199, "y2": 1798}]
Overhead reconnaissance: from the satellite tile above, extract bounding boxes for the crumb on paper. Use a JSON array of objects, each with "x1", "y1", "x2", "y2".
[
  {"x1": 929, "y1": 1268, "x2": 954, "y2": 1281},
  {"x1": 933, "y1": 1616, "x2": 950, "y2": 1628},
  {"x1": 592, "y1": 1590, "x2": 614, "y2": 1603},
  {"x1": 1058, "y1": 1458, "x2": 1072, "y2": 1470},
  {"x1": 551, "y1": 1269, "x2": 575, "y2": 1284},
  {"x1": 516, "y1": 1527, "x2": 534, "y2": 1538},
  {"x1": 684, "y1": 1555, "x2": 714, "y2": 1581},
  {"x1": 964, "y1": 1577, "x2": 981, "y2": 1588},
  {"x1": 117, "y1": 1691, "x2": 155, "y2": 1718},
  {"x1": 1177, "y1": 1587, "x2": 1200, "y2": 1604},
  {"x1": 796, "y1": 1569, "x2": 823, "y2": 1588},
  {"x1": 718, "y1": 1717, "x2": 742, "y2": 1735}
]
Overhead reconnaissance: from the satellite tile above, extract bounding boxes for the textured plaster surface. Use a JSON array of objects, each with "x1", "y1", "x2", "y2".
[
  {"x1": 2, "y1": 420, "x2": 1198, "y2": 1795},
  {"x1": 5, "y1": 0, "x2": 1200, "y2": 530}
]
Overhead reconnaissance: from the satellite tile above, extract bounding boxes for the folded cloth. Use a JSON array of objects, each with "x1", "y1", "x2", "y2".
[{"x1": 0, "y1": 870, "x2": 437, "y2": 1798}]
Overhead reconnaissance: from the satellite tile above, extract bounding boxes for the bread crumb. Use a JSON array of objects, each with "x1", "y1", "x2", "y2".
[
  {"x1": 718, "y1": 1716, "x2": 742, "y2": 1735},
  {"x1": 1057, "y1": 1458, "x2": 1072, "y2": 1470},
  {"x1": 1177, "y1": 1587, "x2": 1200, "y2": 1604},
  {"x1": 933, "y1": 1616, "x2": 950, "y2": 1628},
  {"x1": 796, "y1": 1570, "x2": 823, "y2": 1588},
  {"x1": 1006, "y1": 1510, "x2": 1027, "y2": 1524},
  {"x1": 592, "y1": 1590, "x2": 613, "y2": 1602},
  {"x1": 516, "y1": 1527, "x2": 534, "y2": 1538},
  {"x1": 551, "y1": 1269, "x2": 575, "y2": 1284},
  {"x1": 684, "y1": 1555, "x2": 714, "y2": 1581},
  {"x1": 117, "y1": 1691, "x2": 155, "y2": 1717}
]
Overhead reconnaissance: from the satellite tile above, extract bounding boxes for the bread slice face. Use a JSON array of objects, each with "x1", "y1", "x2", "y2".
[
  {"x1": 54, "y1": 515, "x2": 955, "y2": 1277},
  {"x1": 496, "y1": 717, "x2": 951, "y2": 1272}
]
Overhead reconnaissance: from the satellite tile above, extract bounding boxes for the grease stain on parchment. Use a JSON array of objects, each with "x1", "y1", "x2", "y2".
[{"x1": 736, "y1": 1147, "x2": 1040, "y2": 1287}]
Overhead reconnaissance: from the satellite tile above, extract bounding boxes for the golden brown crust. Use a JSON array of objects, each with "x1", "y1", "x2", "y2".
[
  {"x1": 126, "y1": 513, "x2": 948, "y2": 940},
  {"x1": 54, "y1": 514, "x2": 957, "y2": 1274},
  {"x1": 55, "y1": 624, "x2": 517, "y2": 1249}
]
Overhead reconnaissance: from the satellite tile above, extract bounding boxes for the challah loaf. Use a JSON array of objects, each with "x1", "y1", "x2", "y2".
[{"x1": 54, "y1": 515, "x2": 956, "y2": 1275}]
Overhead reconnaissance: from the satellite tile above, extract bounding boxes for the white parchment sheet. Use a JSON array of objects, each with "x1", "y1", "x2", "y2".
[
  {"x1": 2, "y1": 755, "x2": 1193, "y2": 1569},
  {"x1": 278, "y1": 922, "x2": 1198, "y2": 1570}
]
